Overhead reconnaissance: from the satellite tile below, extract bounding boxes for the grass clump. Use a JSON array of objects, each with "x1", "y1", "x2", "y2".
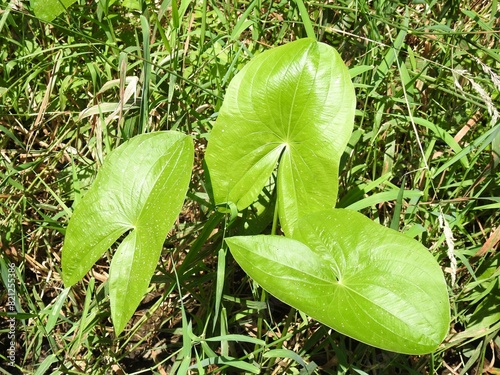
[{"x1": 1, "y1": 0, "x2": 499, "y2": 374}]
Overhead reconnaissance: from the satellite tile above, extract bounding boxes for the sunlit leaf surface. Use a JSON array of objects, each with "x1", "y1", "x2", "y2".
[
  {"x1": 62, "y1": 131, "x2": 193, "y2": 334},
  {"x1": 206, "y1": 38, "x2": 355, "y2": 236},
  {"x1": 227, "y1": 209, "x2": 450, "y2": 354},
  {"x1": 31, "y1": 0, "x2": 77, "y2": 22}
]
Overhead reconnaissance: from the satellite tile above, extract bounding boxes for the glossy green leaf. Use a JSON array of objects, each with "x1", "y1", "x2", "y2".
[
  {"x1": 205, "y1": 38, "x2": 355, "y2": 236},
  {"x1": 31, "y1": 0, "x2": 77, "y2": 22},
  {"x1": 62, "y1": 131, "x2": 193, "y2": 334},
  {"x1": 226, "y1": 209, "x2": 450, "y2": 354}
]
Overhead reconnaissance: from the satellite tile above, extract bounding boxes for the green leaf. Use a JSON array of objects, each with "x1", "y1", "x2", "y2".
[
  {"x1": 31, "y1": 0, "x2": 77, "y2": 22},
  {"x1": 205, "y1": 38, "x2": 355, "y2": 236},
  {"x1": 62, "y1": 131, "x2": 193, "y2": 334},
  {"x1": 226, "y1": 209, "x2": 450, "y2": 354}
]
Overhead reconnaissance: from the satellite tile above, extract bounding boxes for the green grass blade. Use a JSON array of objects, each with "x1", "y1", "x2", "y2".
[
  {"x1": 294, "y1": 0, "x2": 316, "y2": 40},
  {"x1": 140, "y1": 15, "x2": 151, "y2": 133}
]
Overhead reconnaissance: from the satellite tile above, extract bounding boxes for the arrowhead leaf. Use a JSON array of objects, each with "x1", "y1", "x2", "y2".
[
  {"x1": 31, "y1": 0, "x2": 77, "y2": 22},
  {"x1": 226, "y1": 209, "x2": 450, "y2": 354},
  {"x1": 62, "y1": 131, "x2": 193, "y2": 334},
  {"x1": 205, "y1": 38, "x2": 355, "y2": 236}
]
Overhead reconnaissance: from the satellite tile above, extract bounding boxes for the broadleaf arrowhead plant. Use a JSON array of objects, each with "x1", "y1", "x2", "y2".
[
  {"x1": 205, "y1": 38, "x2": 355, "y2": 236},
  {"x1": 62, "y1": 131, "x2": 193, "y2": 334},
  {"x1": 62, "y1": 38, "x2": 449, "y2": 353},
  {"x1": 226, "y1": 209, "x2": 450, "y2": 354},
  {"x1": 208, "y1": 38, "x2": 449, "y2": 353}
]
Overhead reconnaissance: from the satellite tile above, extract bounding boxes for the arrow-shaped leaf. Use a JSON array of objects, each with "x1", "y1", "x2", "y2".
[
  {"x1": 62, "y1": 131, "x2": 193, "y2": 334},
  {"x1": 205, "y1": 38, "x2": 355, "y2": 236},
  {"x1": 226, "y1": 209, "x2": 450, "y2": 354}
]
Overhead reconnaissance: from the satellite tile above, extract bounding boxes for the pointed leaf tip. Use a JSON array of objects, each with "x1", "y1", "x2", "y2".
[
  {"x1": 31, "y1": 0, "x2": 78, "y2": 22},
  {"x1": 62, "y1": 131, "x2": 194, "y2": 334}
]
